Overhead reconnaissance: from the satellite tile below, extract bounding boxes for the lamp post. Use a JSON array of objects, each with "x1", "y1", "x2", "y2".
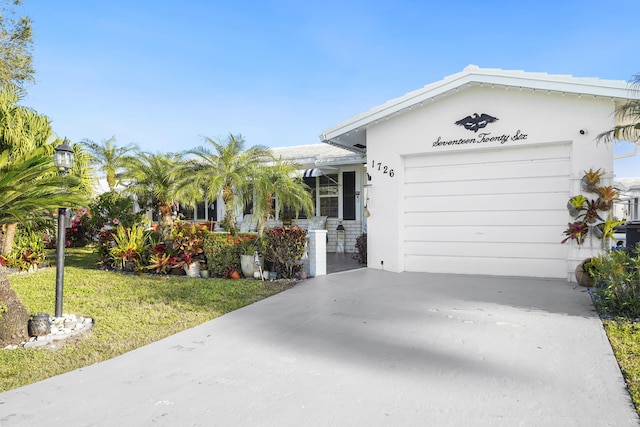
[{"x1": 53, "y1": 139, "x2": 74, "y2": 317}]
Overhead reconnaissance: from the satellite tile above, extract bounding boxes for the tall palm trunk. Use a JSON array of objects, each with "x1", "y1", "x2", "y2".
[
  {"x1": 222, "y1": 186, "x2": 238, "y2": 235},
  {"x1": 1, "y1": 223, "x2": 17, "y2": 256},
  {"x1": 158, "y1": 203, "x2": 174, "y2": 241},
  {"x1": 0, "y1": 267, "x2": 29, "y2": 345}
]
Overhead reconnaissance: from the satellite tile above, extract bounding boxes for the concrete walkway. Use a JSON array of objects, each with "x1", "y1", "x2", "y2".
[{"x1": 1, "y1": 270, "x2": 639, "y2": 426}]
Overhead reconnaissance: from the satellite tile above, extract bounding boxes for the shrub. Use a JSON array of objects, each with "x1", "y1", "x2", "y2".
[
  {"x1": 591, "y1": 249, "x2": 640, "y2": 317},
  {"x1": 87, "y1": 192, "x2": 146, "y2": 231},
  {"x1": 353, "y1": 233, "x2": 367, "y2": 264},
  {"x1": 203, "y1": 233, "x2": 258, "y2": 278},
  {"x1": 7, "y1": 229, "x2": 46, "y2": 271},
  {"x1": 261, "y1": 226, "x2": 306, "y2": 279},
  {"x1": 66, "y1": 211, "x2": 94, "y2": 247},
  {"x1": 96, "y1": 229, "x2": 115, "y2": 268},
  {"x1": 109, "y1": 224, "x2": 150, "y2": 270},
  {"x1": 170, "y1": 222, "x2": 208, "y2": 268}
]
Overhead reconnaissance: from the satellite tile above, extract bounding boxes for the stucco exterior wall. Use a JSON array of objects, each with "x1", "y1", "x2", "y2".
[{"x1": 365, "y1": 85, "x2": 615, "y2": 279}]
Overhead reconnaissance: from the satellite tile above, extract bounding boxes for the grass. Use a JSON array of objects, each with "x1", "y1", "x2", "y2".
[
  {"x1": 0, "y1": 247, "x2": 295, "y2": 392},
  {"x1": 603, "y1": 320, "x2": 640, "y2": 413}
]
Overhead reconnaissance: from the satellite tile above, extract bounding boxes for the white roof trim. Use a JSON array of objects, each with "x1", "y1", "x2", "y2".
[{"x1": 319, "y1": 65, "x2": 639, "y2": 146}]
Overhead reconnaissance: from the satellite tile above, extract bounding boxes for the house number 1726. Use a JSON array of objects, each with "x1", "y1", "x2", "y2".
[{"x1": 371, "y1": 160, "x2": 395, "y2": 177}]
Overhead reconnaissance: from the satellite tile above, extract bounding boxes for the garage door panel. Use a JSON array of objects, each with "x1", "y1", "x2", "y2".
[
  {"x1": 406, "y1": 159, "x2": 569, "y2": 184},
  {"x1": 405, "y1": 225, "x2": 565, "y2": 244},
  {"x1": 402, "y1": 143, "x2": 571, "y2": 278},
  {"x1": 404, "y1": 255, "x2": 566, "y2": 278},
  {"x1": 405, "y1": 192, "x2": 568, "y2": 212},
  {"x1": 405, "y1": 241, "x2": 567, "y2": 259},
  {"x1": 404, "y1": 176, "x2": 568, "y2": 198},
  {"x1": 404, "y1": 210, "x2": 565, "y2": 227},
  {"x1": 405, "y1": 142, "x2": 570, "y2": 168}
]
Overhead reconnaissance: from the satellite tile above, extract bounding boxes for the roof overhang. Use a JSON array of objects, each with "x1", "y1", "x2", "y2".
[{"x1": 319, "y1": 64, "x2": 640, "y2": 153}]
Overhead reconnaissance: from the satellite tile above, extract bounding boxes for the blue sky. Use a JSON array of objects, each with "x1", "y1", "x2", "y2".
[{"x1": 17, "y1": 0, "x2": 640, "y2": 177}]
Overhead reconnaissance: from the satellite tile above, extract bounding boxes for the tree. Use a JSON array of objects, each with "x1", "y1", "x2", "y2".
[
  {"x1": 0, "y1": 84, "x2": 51, "y2": 156},
  {"x1": 0, "y1": 265, "x2": 28, "y2": 345},
  {"x1": 184, "y1": 134, "x2": 272, "y2": 234},
  {"x1": 0, "y1": 147, "x2": 85, "y2": 255},
  {"x1": 126, "y1": 152, "x2": 184, "y2": 241},
  {"x1": 0, "y1": 0, "x2": 34, "y2": 88},
  {"x1": 597, "y1": 73, "x2": 640, "y2": 144},
  {"x1": 252, "y1": 158, "x2": 314, "y2": 237},
  {"x1": 82, "y1": 136, "x2": 139, "y2": 192}
]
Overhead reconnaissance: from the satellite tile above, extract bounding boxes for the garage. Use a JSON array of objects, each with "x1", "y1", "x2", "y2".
[
  {"x1": 320, "y1": 65, "x2": 635, "y2": 280},
  {"x1": 403, "y1": 143, "x2": 570, "y2": 278}
]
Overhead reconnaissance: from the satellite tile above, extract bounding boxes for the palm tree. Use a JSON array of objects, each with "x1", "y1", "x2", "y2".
[
  {"x1": 82, "y1": 136, "x2": 139, "y2": 192},
  {"x1": 0, "y1": 147, "x2": 85, "y2": 254},
  {"x1": 125, "y1": 152, "x2": 184, "y2": 240},
  {"x1": 252, "y1": 158, "x2": 314, "y2": 237},
  {"x1": 183, "y1": 134, "x2": 272, "y2": 234},
  {"x1": 597, "y1": 73, "x2": 640, "y2": 144},
  {"x1": 0, "y1": 86, "x2": 95, "y2": 255},
  {"x1": 0, "y1": 85, "x2": 51, "y2": 157}
]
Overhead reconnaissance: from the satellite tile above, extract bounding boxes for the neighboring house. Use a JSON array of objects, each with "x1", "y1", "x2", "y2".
[{"x1": 319, "y1": 65, "x2": 640, "y2": 281}]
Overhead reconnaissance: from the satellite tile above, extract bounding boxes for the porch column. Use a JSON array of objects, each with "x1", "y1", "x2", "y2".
[{"x1": 305, "y1": 229, "x2": 326, "y2": 277}]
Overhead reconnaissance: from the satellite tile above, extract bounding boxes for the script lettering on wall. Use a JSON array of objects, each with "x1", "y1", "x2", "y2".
[
  {"x1": 432, "y1": 130, "x2": 528, "y2": 148},
  {"x1": 455, "y1": 113, "x2": 498, "y2": 132}
]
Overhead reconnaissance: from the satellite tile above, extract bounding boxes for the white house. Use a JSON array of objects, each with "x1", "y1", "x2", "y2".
[
  {"x1": 170, "y1": 143, "x2": 368, "y2": 254},
  {"x1": 270, "y1": 144, "x2": 366, "y2": 253},
  {"x1": 319, "y1": 65, "x2": 640, "y2": 281}
]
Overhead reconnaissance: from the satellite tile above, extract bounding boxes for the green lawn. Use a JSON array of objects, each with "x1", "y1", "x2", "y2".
[
  {"x1": 0, "y1": 248, "x2": 294, "y2": 392},
  {"x1": 603, "y1": 320, "x2": 640, "y2": 414}
]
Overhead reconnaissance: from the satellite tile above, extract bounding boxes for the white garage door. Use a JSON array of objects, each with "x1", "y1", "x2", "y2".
[{"x1": 403, "y1": 143, "x2": 571, "y2": 278}]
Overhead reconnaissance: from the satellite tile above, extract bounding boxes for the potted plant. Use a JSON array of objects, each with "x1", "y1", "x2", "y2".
[
  {"x1": 578, "y1": 199, "x2": 603, "y2": 224},
  {"x1": 567, "y1": 195, "x2": 588, "y2": 217},
  {"x1": 199, "y1": 261, "x2": 209, "y2": 278},
  {"x1": 240, "y1": 250, "x2": 263, "y2": 279},
  {"x1": 226, "y1": 265, "x2": 240, "y2": 279},
  {"x1": 598, "y1": 217, "x2": 625, "y2": 249},
  {"x1": 575, "y1": 257, "x2": 596, "y2": 287},
  {"x1": 595, "y1": 186, "x2": 620, "y2": 211},
  {"x1": 582, "y1": 168, "x2": 605, "y2": 192},
  {"x1": 561, "y1": 221, "x2": 589, "y2": 245},
  {"x1": 171, "y1": 222, "x2": 206, "y2": 277}
]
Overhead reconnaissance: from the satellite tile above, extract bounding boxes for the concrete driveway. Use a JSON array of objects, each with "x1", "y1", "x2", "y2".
[{"x1": 1, "y1": 269, "x2": 639, "y2": 426}]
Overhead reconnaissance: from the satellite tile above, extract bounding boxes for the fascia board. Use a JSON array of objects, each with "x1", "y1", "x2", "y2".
[{"x1": 320, "y1": 69, "x2": 638, "y2": 143}]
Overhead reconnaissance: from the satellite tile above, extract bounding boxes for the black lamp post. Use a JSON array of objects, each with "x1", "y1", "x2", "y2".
[{"x1": 53, "y1": 139, "x2": 74, "y2": 317}]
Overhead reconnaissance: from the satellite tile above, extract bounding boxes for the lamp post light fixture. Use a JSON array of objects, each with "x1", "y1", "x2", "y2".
[{"x1": 53, "y1": 139, "x2": 74, "y2": 317}]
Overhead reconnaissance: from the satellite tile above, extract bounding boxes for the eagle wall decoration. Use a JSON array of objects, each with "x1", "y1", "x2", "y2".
[{"x1": 455, "y1": 113, "x2": 498, "y2": 132}]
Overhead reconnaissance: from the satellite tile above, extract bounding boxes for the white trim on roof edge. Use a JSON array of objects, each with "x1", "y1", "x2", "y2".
[{"x1": 319, "y1": 65, "x2": 638, "y2": 151}]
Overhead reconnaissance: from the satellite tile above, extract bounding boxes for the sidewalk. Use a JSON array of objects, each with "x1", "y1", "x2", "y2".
[{"x1": 1, "y1": 270, "x2": 638, "y2": 426}]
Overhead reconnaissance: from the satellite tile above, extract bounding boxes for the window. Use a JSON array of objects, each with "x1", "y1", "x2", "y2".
[
  {"x1": 342, "y1": 171, "x2": 356, "y2": 220},
  {"x1": 319, "y1": 174, "x2": 338, "y2": 217},
  {"x1": 280, "y1": 176, "x2": 315, "y2": 220}
]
